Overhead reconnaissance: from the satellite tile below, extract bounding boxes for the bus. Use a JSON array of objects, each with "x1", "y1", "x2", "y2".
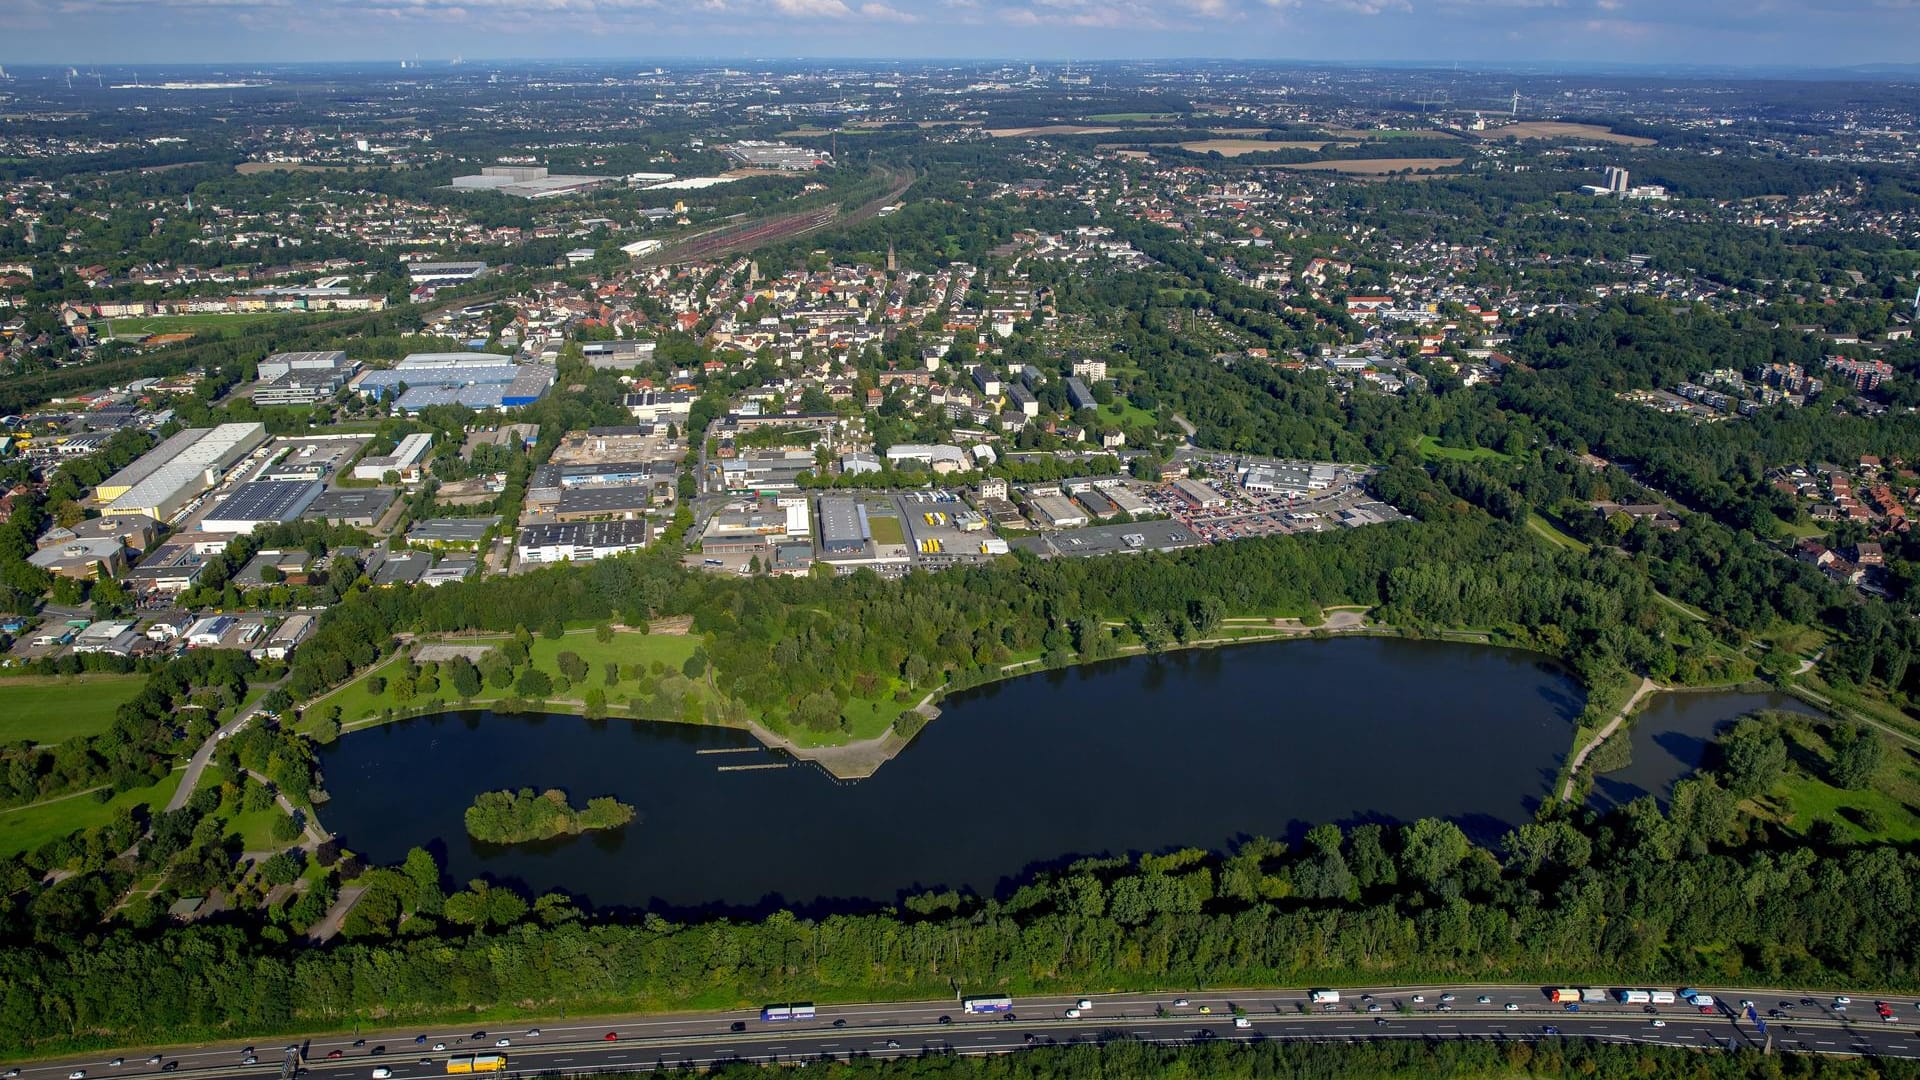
[
  {"x1": 445, "y1": 1056, "x2": 506, "y2": 1074},
  {"x1": 963, "y1": 996, "x2": 1014, "y2": 1014},
  {"x1": 760, "y1": 1003, "x2": 817, "y2": 1022}
]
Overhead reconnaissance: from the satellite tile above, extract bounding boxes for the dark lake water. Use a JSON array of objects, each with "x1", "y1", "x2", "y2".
[
  {"x1": 1587, "y1": 691, "x2": 1826, "y2": 811},
  {"x1": 318, "y1": 637, "x2": 1589, "y2": 913}
]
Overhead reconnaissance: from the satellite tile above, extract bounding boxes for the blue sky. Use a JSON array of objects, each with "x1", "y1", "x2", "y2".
[{"x1": 2, "y1": 0, "x2": 1917, "y2": 68}]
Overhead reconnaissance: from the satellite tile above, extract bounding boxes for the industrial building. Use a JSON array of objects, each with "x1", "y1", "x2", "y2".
[
  {"x1": 100, "y1": 423, "x2": 268, "y2": 521},
  {"x1": 354, "y1": 354, "x2": 554, "y2": 412},
  {"x1": 407, "y1": 517, "x2": 498, "y2": 547},
  {"x1": 258, "y1": 350, "x2": 349, "y2": 382},
  {"x1": 622, "y1": 389, "x2": 695, "y2": 424},
  {"x1": 817, "y1": 496, "x2": 870, "y2": 555},
  {"x1": 404, "y1": 262, "x2": 489, "y2": 286},
  {"x1": 1171, "y1": 477, "x2": 1228, "y2": 509},
  {"x1": 1027, "y1": 494, "x2": 1089, "y2": 530},
  {"x1": 519, "y1": 520, "x2": 649, "y2": 563},
  {"x1": 719, "y1": 141, "x2": 830, "y2": 170},
  {"x1": 449, "y1": 166, "x2": 616, "y2": 199},
  {"x1": 254, "y1": 351, "x2": 359, "y2": 406},
  {"x1": 353, "y1": 432, "x2": 435, "y2": 481},
  {"x1": 250, "y1": 614, "x2": 315, "y2": 661},
  {"x1": 1240, "y1": 462, "x2": 1338, "y2": 496},
  {"x1": 555, "y1": 486, "x2": 649, "y2": 521},
  {"x1": 302, "y1": 487, "x2": 396, "y2": 527},
  {"x1": 200, "y1": 480, "x2": 325, "y2": 534},
  {"x1": 29, "y1": 538, "x2": 130, "y2": 579}
]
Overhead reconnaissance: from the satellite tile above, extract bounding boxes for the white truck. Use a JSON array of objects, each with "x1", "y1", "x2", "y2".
[{"x1": 1310, "y1": 990, "x2": 1341, "y2": 1005}]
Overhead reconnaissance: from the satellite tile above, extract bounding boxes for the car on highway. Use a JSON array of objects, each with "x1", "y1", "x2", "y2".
[
  {"x1": 1234, "y1": 1017, "x2": 1251, "y2": 1029},
  {"x1": 368, "y1": 1047, "x2": 384, "y2": 1056},
  {"x1": 1698, "y1": 1005, "x2": 1715, "y2": 1015},
  {"x1": 1373, "y1": 1018, "x2": 1388, "y2": 1027},
  {"x1": 832, "y1": 1020, "x2": 847, "y2": 1029},
  {"x1": 1173, "y1": 999, "x2": 1190, "y2": 1008},
  {"x1": 1740, "y1": 1000, "x2": 1755, "y2": 1009},
  {"x1": 68, "y1": 1072, "x2": 86, "y2": 1079},
  {"x1": 1651, "y1": 1020, "x2": 1666, "y2": 1028},
  {"x1": 493, "y1": 1039, "x2": 510, "y2": 1048},
  {"x1": 161, "y1": 1066, "x2": 177, "y2": 1073},
  {"x1": 146, "y1": 1059, "x2": 162, "y2": 1067},
  {"x1": 1564, "y1": 1003, "x2": 1580, "y2": 1012},
  {"x1": 1836, "y1": 997, "x2": 1853, "y2": 1007},
  {"x1": 1504, "y1": 1003, "x2": 1520, "y2": 1012},
  {"x1": 240, "y1": 1057, "x2": 257, "y2": 1066},
  {"x1": 938, "y1": 1016, "x2": 952, "y2": 1025},
  {"x1": 1366, "y1": 1004, "x2": 1382, "y2": 1013},
  {"x1": 730, "y1": 1022, "x2": 746, "y2": 1033},
  {"x1": 1542, "y1": 1026, "x2": 1559, "y2": 1035},
  {"x1": 371, "y1": 1070, "x2": 392, "y2": 1080},
  {"x1": 1076, "y1": 999, "x2": 1093, "y2": 1010},
  {"x1": 431, "y1": 1044, "x2": 446, "y2": 1052},
  {"x1": 1436, "y1": 1004, "x2": 1453, "y2": 1012},
  {"x1": 5, "y1": 1068, "x2": 21, "y2": 1078},
  {"x1": 1411, "y1": 995, "x2": 1426, "y2": 1003},
  {"x1": 1439, "y1": 994, "x2": 1456, "y2": 1003},
  {"x1": 525, "y1": 1030, "x2": 540, "y2": 1038},
  {"x1": 326, "y1": 1051, "x2": 343, "y2": 1060},
  {"x1": 603, "y1": 1033, "x2": 619, "y2": 1041},
  {"x1": 883, "y1": 1041, "x2": 900, "y2": 1050},
  {"x1": 108, "y1": 1059, "x2": 124, "y2": 1067},
  {"x1": 1198, "y1": 1006, "x2": 1212, "y2": 1015},
  {"x1": 1476, "y1": 996, "x2": 1492, "y2": 1004},
  {"x1": 1064, "y1": 1008, "x2": 1081, "y2": 1019},
  {"x1": 471, "y1": 1032, "x2": 485, "y2": 1040},
  {"x1": 353, "y1": 1041, "x2": 366, "y2": 1049}
]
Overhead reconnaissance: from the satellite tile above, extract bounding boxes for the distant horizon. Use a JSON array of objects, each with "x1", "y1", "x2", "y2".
[
  {"x1": 4, "y1": 0, "x2": 1918, "y2": 73},
  {"x1": 1, "y1": 56, "x2": 1917, "y2": 78}
]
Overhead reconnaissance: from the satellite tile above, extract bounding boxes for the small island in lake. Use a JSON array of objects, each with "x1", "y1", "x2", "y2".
[{"x1": 464, "y1": 787, "x2": 637, "y2": 844}]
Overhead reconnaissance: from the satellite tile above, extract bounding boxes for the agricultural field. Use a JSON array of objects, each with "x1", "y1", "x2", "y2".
[
  {"x1": 1175, "y1": 140, "x2": 1332, "y2": 155},
  {"x1": 1084, "y1": 112, "x2": 1181, "y2": 122},
  {"x1": 1485, "y1": 121, "x2": 1655, "y2": 146},
  {"x1": 0, "y1": 771, "x2": 183, "y2": 858},
  {"x1": 0, "y1": 674, "x2": 147, "y2": 744},
  {"x1": 986, "y1": 125, "x2": 1124, "y2": 138},
  {"x1": 1282, "y1": 158, "x2": 1466, "y2": 175}
]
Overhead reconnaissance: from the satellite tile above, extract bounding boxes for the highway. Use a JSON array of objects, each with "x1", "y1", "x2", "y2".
[{"x1": 13, "y1": 984, "x2": 1920, "y2": 1079}]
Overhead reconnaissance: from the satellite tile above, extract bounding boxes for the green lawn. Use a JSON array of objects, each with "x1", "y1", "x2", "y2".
[
  {"x1": 1102, "y1": 399, "x2": 1160, "y2": 431},
  {"x1": 0, "y1": 770, "x2": 183, "y2": 858},
  {"x1": 106, "y1": 312, "x2": 314, "y2": 337},
  {"x1": 0, "y1": 675, "x2": 147, "y2": 744},
  {"x1": 1413, "y1": 434, "x2": 1512, "y2": 463},
  {"x1": 1525, "y1": 513, "x2": 1590, "y2": 554},
  {"x1": 312, "y1": 629, "x2": 707, "y2": 728},
  {"x1": 1759, "y1": 722, "x2": 1920, "y2": 842},
  {"x1": 1085, "y1": 112, "x2": 1181, "y2": 122},
  {"x1": 868, "y1": 514, "x2": 906, "y2": 546}
]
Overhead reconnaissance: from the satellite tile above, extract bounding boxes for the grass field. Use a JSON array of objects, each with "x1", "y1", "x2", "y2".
[
  {"x1": 0, "y1": 675, "x2": 147, "y2": 744},
  {"x1": 1176, "y1": 140, "x2": 1332, "y2": 156},
  {"x1": 312, "y1": 629, "x2": 707, "y2": 728},
  {"x1": 1525, "y1": 513, "x2": 1591, "y2": 554},
  {"x1": 1487, "y1": 121, "x2": 1655, "y2": 146},
  {"x1": 1757, "y1": 720, "x2": 1920, "y2": 843},
  {"x1": 1103, "y1": 399, "x2": 1160, "y2": 431},
  {"x1": 1283, "y1": 158, "x2": 1466, "y2": 175},
  {"x1": 1084, "y1": 112, "x2": 1181, "y2": 122},
  {"x1": 867, "y1": 514, "x2": 906, "y2": 546},
  {"x1": 986, "y1": 125, "x2": 1124, "y2": 138},
  {"x1": 105, "y1": 312, "x2": 314, "y2": 338},
  {"x1": 0, "y1": 770, "x2": 183, "y2": 858},
  {"x1": 1413, "y1": 434, "x2": 1511, "y2": 462}
]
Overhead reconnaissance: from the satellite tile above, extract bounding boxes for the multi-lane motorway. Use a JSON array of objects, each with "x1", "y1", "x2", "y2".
[{"x1": 14, "y1": 985, "x2": 1920, "y2": 1080}]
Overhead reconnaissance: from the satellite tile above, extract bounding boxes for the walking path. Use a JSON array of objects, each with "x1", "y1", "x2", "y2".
[{"x1": 1560, "y1": 676, "x2": 1657, "y2": 801}]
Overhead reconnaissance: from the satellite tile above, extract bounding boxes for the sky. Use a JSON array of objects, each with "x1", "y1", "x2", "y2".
[{"x1": 2, "y1": 0, "x2": 1918, "y2": 69}]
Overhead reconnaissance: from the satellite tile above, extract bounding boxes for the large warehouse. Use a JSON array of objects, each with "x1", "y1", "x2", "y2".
[
  {"x1": 519, "y1": 520, "x2": 649, "y2": 564},
  {"x1": 200, "y1": 480, "x2": 325, "y2": 534},
  {"x1": 353, "y1": 353, "x2": 555, "y2": 412},
  {"x1": 817, "y1": 496, "x2": 870, "y2": 555},
  {"x1": 101, "y1": 423, "x2": 268, "y2": 521}
]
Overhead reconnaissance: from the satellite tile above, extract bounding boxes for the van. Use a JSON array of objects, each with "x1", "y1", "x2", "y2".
[{"x1": 1233, "y1": 1017, "x2": 1252, "y2": 1029}]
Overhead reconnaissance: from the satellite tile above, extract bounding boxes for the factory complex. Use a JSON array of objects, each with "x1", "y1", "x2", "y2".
[
  {"x1": 97, "y1": 423, "x2": 269, "y2": 521},
  {"x1": 352, "y1": 352, "x2": 556, "y2": 412}
]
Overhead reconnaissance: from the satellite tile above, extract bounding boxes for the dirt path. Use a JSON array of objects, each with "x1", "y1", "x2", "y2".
[{"x1": 1560, "y1": 677, "x2": 1657, "y2": 801}]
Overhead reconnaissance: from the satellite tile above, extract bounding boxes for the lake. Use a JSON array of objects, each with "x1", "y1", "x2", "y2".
[
  {"x1": 1586, "y1": 690, "x2": 1826, "y2": 811},
  {"x1": 318, "y1": 637, "x2": 1588, "y2": 913}
]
